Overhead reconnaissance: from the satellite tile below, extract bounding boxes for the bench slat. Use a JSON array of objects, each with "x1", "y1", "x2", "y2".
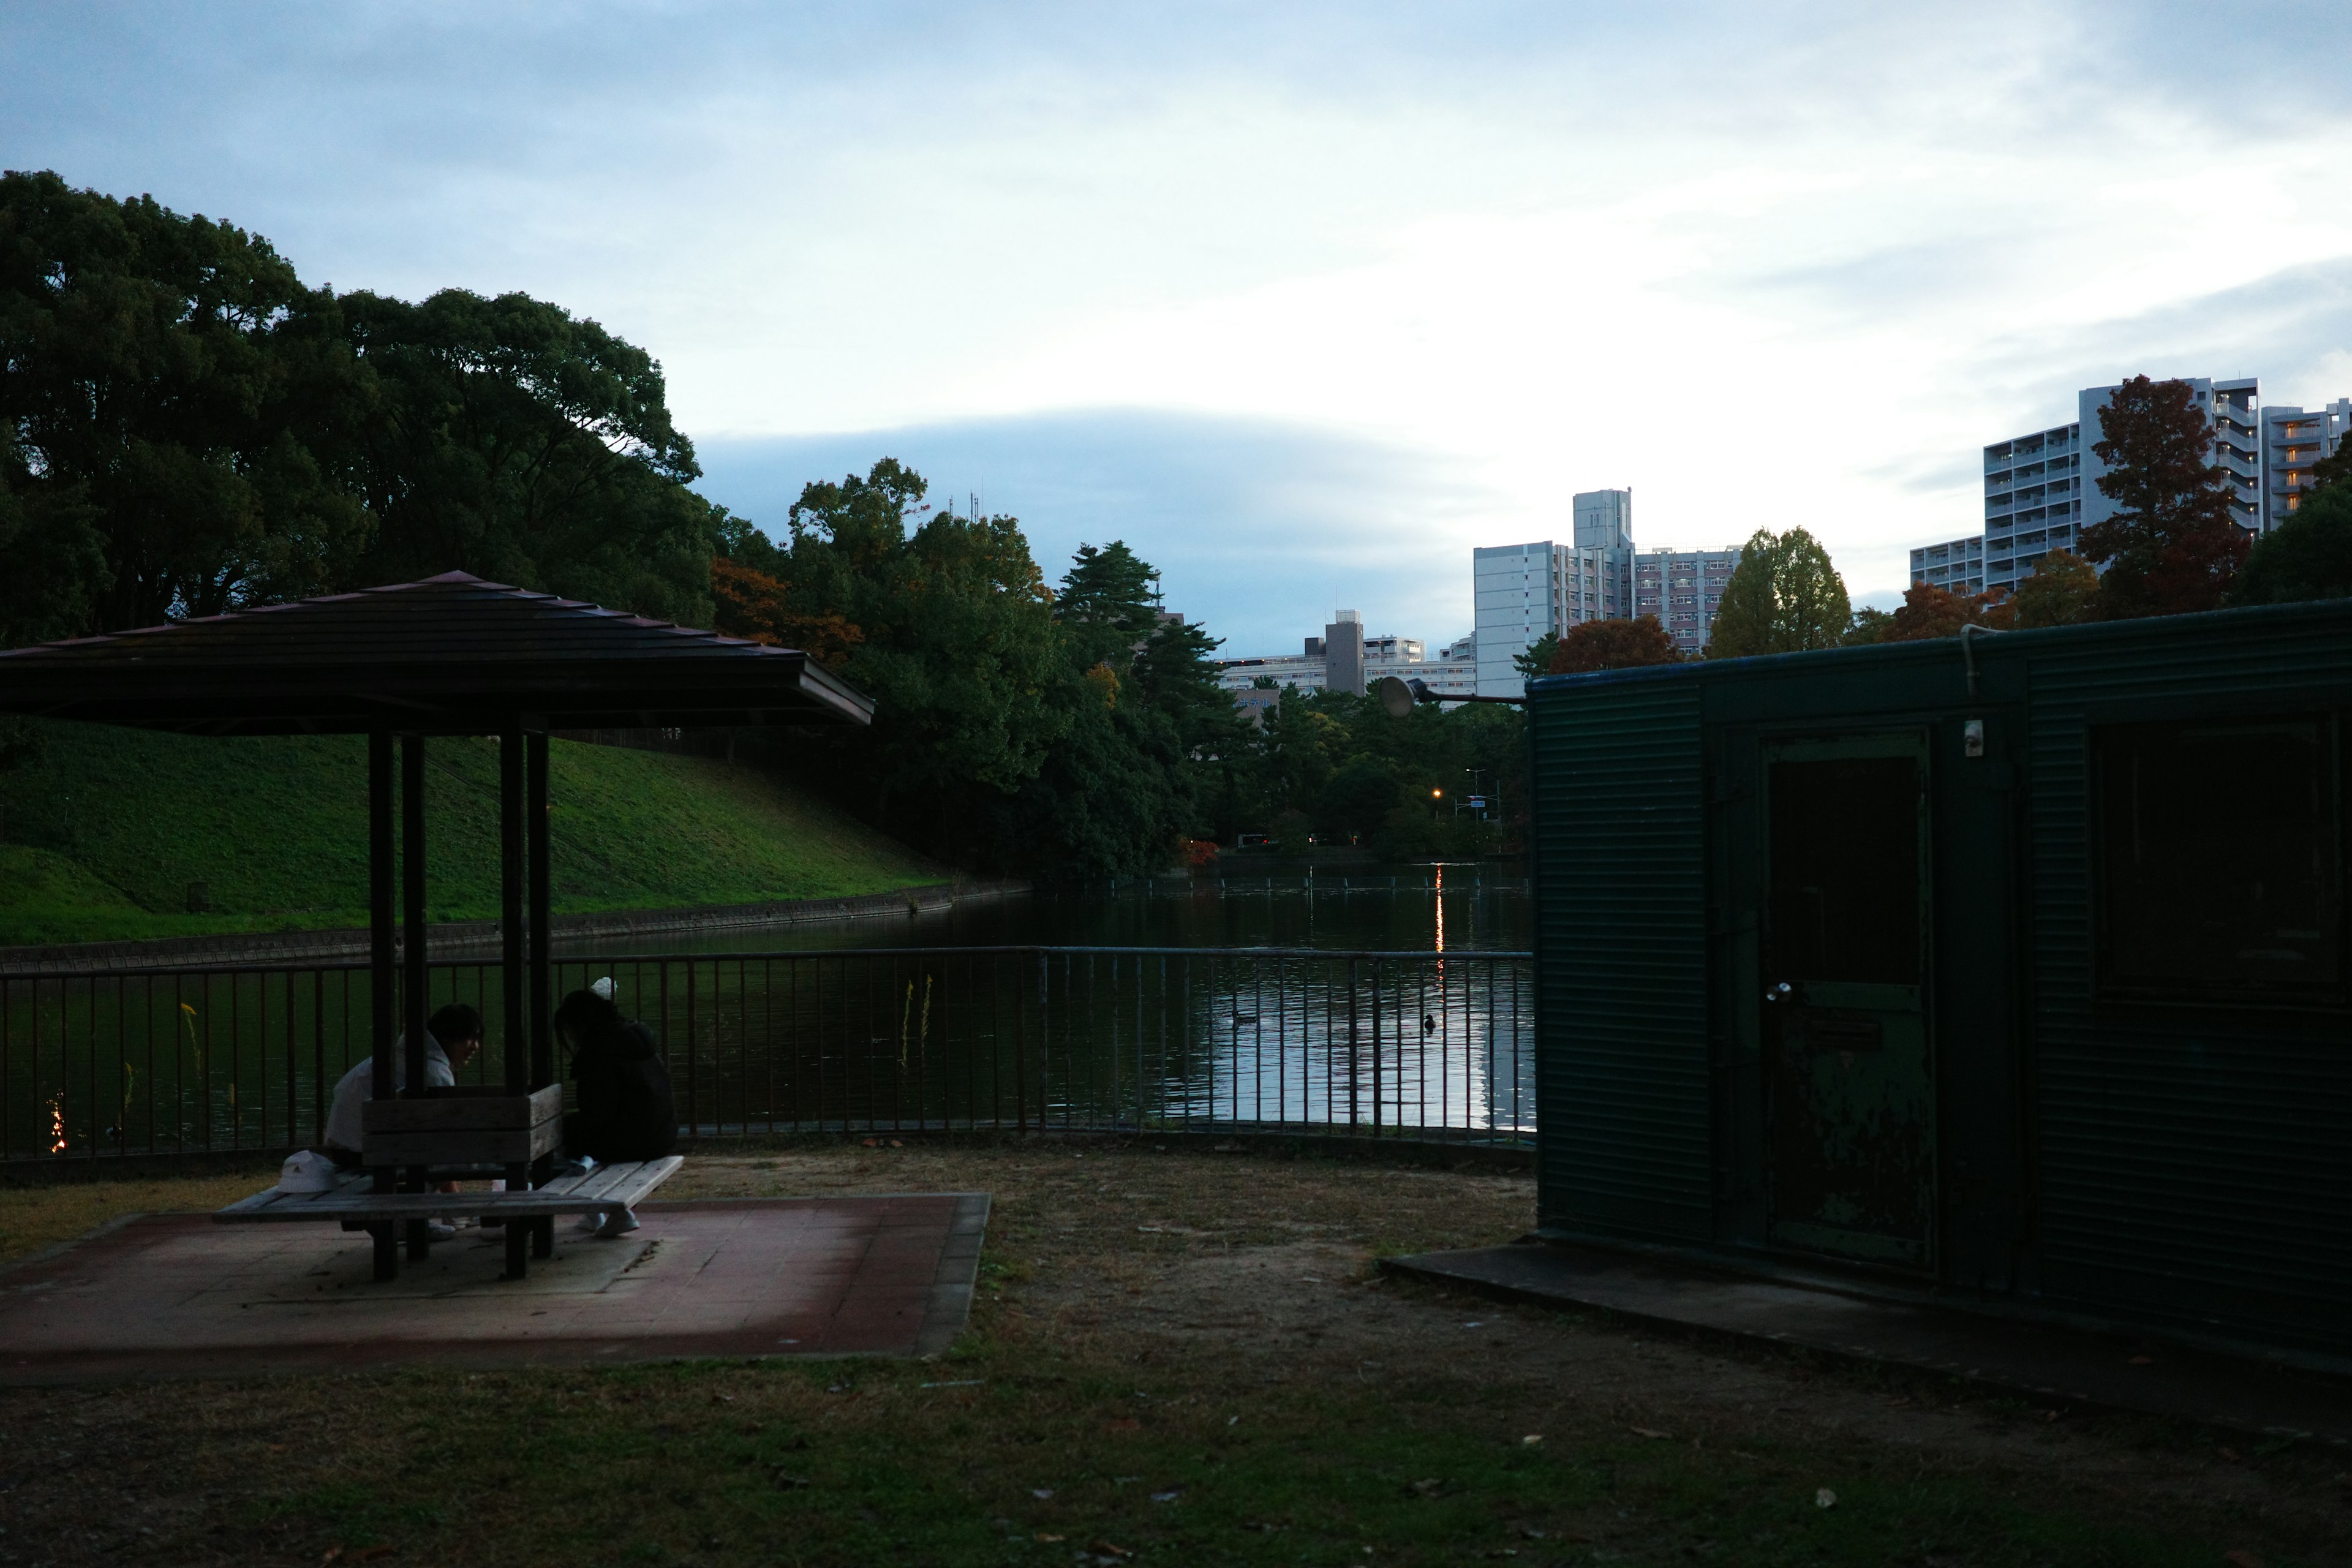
[{"x1": 212, "y1": 1156, "x2": 683, "y2": 1224}]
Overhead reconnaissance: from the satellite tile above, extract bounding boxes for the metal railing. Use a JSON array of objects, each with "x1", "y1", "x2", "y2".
[{"x1": 1, "y1": 946, "x2": 1535, "y2": 1164}]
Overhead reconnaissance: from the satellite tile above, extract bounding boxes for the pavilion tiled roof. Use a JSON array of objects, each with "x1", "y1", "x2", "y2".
[{"x1": 0, "y1": 571, "x2": 872, "y2": 736}]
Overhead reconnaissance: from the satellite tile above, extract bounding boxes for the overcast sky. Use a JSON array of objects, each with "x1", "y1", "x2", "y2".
[{"x1": 10, "y1": 2, "x2": 2352, "y2": 651}]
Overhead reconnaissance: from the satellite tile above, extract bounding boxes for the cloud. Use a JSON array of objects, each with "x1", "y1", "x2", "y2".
[{"x1": 694, "y1": 408, "x2": 1501, "y2": 656}]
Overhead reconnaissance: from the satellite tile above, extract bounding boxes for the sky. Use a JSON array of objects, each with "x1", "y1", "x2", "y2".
[{"x1": 9, "y1": 1, "x2": 2352, "y2": 652}]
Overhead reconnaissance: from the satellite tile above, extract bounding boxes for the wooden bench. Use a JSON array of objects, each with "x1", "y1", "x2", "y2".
[{"x1": 215, "y1": 1156, "x2": 685, "y2": 1281}]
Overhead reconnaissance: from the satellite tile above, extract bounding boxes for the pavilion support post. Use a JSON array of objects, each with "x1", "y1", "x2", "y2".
[
  {"x1": 401, "y1": 733, "x2": 430, "y2": 1258},
  {"x1": 528, "y1": 730, "x2": 552, "y2": 1091},
  {"x1": 501, "y1": 718, "x2": 528, "y2": 1093},
  {"x1": 500, "y1": 717, "x2": 530, "y2": 1279},
  {"x1": 528, "y1": 729, "x2": 554, "y2": 1261},
  {"x1": 368, "y1": 730, "x2": 396, "y2": 1216}
]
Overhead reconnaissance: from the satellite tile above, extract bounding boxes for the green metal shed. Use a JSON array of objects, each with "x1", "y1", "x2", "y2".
[{"x1": 1526, "y1": 598, "x2": 2352, "y2": 1357}]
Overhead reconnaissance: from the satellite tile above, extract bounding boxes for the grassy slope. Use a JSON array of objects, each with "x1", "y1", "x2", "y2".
[{"x1": 0, "y1": 723, "x2": 942, "y2": 945}]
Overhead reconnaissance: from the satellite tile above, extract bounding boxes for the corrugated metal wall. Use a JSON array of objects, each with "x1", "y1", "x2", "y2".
[
  {"x1": 1533, "y1": 675, "x2": 1713, "y2": 1240},
  {"x1": 2022, "y1": 613, "x2": 2352, "y2": 1349}
]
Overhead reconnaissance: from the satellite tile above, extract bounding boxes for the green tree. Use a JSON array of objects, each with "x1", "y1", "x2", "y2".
[
  {"x1": 1510, "y1": 631, "x2": 1559, "y2": 681},
  {"x1": 1843, "y1": 606, "x2": 1894, "y2": 646},
  {"x1": 2305, "y1": 439, "x2": 2352, "y2": 496},
  {"x1": 2230, "y1": 483, "x2": 2352, "y2": 605},
  {"x1": 0, "y1": 427, "x2": 105, "y2": 647},
  {"x1": 1547, "y1": 614, "x2": 1679, "y2": 673},
  {"x1": 2006, "y1": 549, "x2": 2100, "y2": 628},
  {"x1": 342, "y1": 287, "x2": 715, "y2": 623},
  {"x1": 0, "y1": 170, "x2": 372, "y2": 634},
  {"x1": 2078, "y1": 375, "x2": 2247, "y2": 618},
  {"x1": 763, "y1": 463, "x2": 1062, "y2": 857},
  {"x1": 1706, "y1": 528, "x2": 1850, "y2": 657}
]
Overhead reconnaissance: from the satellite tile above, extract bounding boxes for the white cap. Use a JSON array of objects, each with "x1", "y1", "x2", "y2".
[{"x1": 590, "y1": 976, "x2": 616, "y2": 1000}]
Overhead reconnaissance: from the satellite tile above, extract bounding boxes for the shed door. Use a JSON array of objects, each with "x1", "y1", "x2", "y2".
[{"x1": 1763, "y1": 733, "x2": 1934, "y2": 1271}]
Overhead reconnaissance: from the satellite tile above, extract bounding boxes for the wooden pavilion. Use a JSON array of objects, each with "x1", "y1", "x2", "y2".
[{"x1": 0, "y1": 571, "x2": 872, "y2": 1276}]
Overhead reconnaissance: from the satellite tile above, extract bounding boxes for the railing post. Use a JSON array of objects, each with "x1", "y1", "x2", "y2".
[{"x1": 1346, "y1": 957, "x2": 1360, "y2": 1131}]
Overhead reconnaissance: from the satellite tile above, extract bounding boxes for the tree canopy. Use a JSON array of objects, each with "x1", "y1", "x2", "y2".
[
  {"x1": 0, "y1": 171, "x2": 718, "y2": 640},
  {"x1": 1707, "y1": 527, "x2": 1850, "y2": 657},
  {"x1": 2005, "y1": 549, "x2": 2099, "y2": 628},
  {"x1": 2230, "y1": 483, "x2": 2352, "y2": 606},
  {"x1": 0, "y1": 168, "x2": 371, "y2": 634},
  {"x1": 1547, "y1": 614, "x2": 1680, "y2": 673},
  {"x1": 2079, "y1": 376, "x2": 2247, "y2": 618},
  {"x1": 341, "y1": 287, "x2": 715, "y2": 624}
]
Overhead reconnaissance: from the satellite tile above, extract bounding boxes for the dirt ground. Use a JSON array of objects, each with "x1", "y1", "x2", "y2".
[
  {"x1": 0, "y1": 1140, "x2": 2345, "y2": 1566},
  {"x1": 688, "y1": 1142, "x2": 2352, "y2": 1558}
]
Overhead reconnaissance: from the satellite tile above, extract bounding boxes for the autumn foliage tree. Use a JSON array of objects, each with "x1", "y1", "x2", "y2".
[
  {"x1": 1547, "y1": 614, "x2": 1681, "y2": 673},
  {"x1": 2078, "y1": 375, "x2": 2248, "y2": 618},
  {"x1": 1879, "y1": 582, "x2": 2003, "y2": 642}
]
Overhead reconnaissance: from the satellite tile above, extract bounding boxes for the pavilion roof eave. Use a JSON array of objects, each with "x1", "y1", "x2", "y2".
[{"x1": 0, "y1": 572, "x2": 876, "y2": 736}]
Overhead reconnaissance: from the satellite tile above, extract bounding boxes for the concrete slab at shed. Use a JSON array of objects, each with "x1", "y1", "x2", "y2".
[{"x1": 1384, "y1": 1240, "x2": 2352, "y2": 1444}]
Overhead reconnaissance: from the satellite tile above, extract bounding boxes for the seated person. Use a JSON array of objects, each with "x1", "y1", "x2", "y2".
[
  {"x1": 320, "y1": 1001, "x2": 486, "y2": 1164},
  {"x1": 320, "y1": 1004, "x2": 485, "y2": 1238},
  {"x1": 554, "y1": 981, "x2": 676, "y2": 1237}
]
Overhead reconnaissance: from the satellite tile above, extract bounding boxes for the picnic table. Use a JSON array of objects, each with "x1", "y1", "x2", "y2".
[{"x1": 216, "y1": 1156, "x2": 684, "y2": 1280}]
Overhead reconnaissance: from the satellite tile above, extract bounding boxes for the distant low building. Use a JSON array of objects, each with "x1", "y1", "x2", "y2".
[
  {"x1": 1215, "y1": 619, "x2": 1476, "y2": 718},
  {"x1": 1633, "y1": 546, "x2": 1742, "y2": 657}
]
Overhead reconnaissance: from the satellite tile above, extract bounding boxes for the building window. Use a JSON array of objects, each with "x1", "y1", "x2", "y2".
[{"x1": 2095, "y1": 717, "x2": 2340, "y2": 1000}]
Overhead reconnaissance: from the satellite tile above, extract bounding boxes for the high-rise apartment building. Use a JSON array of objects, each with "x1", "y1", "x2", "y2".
[
  {"x1": 1968, "y1": 377, "x2": 2261, "y2": 597},
  {"x1": 1980, "y1": 418, "x2": 2085, "y2": 597},
  {"x1": 1471, "y1": 488, "x2": 1635, "y2": 695},
  {"x1": 1633, "y1": 547, "x2": 1741, "y2": 655},
  {"x1": 1909, "y1": 534, "x2": 1986, "y2": 595},
  {"x1": 2262, "y1": 399, "x2": 2351, "y2": 529}
]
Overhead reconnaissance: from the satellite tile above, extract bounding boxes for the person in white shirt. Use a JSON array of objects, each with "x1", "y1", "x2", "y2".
[{"x1": 320, "y1": 1002, "x2": 486, "y2": 1164}]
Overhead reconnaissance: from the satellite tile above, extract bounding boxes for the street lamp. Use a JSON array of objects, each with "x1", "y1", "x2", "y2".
[{"x1": 1376, "y1": 675, "x2": 1523, "y2": 717}]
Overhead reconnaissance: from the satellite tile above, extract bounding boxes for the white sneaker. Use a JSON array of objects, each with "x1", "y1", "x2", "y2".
[
  {"x1": 576, "y1": 1211, "x2": 607, "y2": 1234},
  {"x1": 597, "y1": 1207, "x2": 640, "y2": 1238},
  {"x1": 426, "y1": 1220, "x2": 458, "y2": 1242}
]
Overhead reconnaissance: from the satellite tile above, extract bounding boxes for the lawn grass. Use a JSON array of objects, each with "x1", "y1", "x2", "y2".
[
  {"x1": 0, "y1": 721, "x2": 943, "y2": 944},
  {"x1": 2, "y1": 1144, "x2": 2343, "y2": 1567}
]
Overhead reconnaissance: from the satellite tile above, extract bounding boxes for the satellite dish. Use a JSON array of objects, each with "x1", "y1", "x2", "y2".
[{"x1": 1376, "y1": 675, "x2": 1415, "y2": 720}]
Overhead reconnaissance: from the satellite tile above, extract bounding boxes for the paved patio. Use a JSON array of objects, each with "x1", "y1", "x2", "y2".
[{"x1": 0, "y1": 1194, "x2": 988, "y2": 1385}]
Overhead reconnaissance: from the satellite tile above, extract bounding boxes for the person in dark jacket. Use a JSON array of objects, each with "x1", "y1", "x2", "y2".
[{"x1": 554, "y1": 981, "x2": 676, "y2": 1235}]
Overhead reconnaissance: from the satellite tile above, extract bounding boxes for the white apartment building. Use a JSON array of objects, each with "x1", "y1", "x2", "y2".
[
  {"x1": 1909, "y1": 534, "x2": 1987, "y2": 596},
  {"x1": 2262, "y1": 399, "x2": 2351, "y2": 529},
  {"x1": 1634, "y1": 547, "x2": 1741, "y2": 656},
  {"x1": 1981, "y1": 418, "x2": 2086, "y2": 597},
  {"x1": 1472, "y1": 488, "x2": 1635, "y2": 695}
]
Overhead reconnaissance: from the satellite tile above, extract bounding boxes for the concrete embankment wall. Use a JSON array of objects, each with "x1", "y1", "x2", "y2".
[{"x1": 0, "y1": 880, "x2": 1029, "y2": 974}]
